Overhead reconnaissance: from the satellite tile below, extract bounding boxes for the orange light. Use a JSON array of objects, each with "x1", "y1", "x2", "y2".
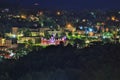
[
  {"x1": 111, "y1": 16, "x2": 116, "y2": 21},
  {"x1": 21, "y1": 15, "x2": 26, "y2": 19},
  {"x1": 67, "y1": 24, "x2": 72, "y2": 28},
  {"x1": 106, "y1": 28, "x2": 109, "y2": 32},
  {"x1": 89, "y1": 32, "x2": 94, "y2": 36}
]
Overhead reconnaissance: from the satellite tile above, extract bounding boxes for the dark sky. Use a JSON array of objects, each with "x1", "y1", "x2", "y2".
[{"x1": 0, "y1": 0, "x2": 120, "y2": 10}]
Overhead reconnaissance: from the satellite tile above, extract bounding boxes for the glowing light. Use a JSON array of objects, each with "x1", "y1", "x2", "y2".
[
  {"x1": 89, "y1": 28, "x2": 93, "y2": 32},
  {"x1": 102, "y1": 32, "x2": 113, "y2": 39},
  {"x1": 118, "y1": 11, "x2": 120, "y2": 14},
  {"x1": 85, "y1": 40, "x2": 90, "y2": 44},
  {"x1": 66, "y1": 23, "x2": 75, "y2": 32},
  {"x1": 34, "y1": 3, "x2": 39, "y2": 6},
  {"x1": 49, "y1": 36, "x2": 55, "y2": 43},
  {"x1": 106, "y1": 28, "x2": 109, "y2": 32},
  {"x1": 39, "y1": 11, "x2": 43, "y2": 15},
  {"x1": 111, "y1": 16, "x2": 116, "y2": 21},
  {"x1": 67, "y1": 24, "x2": 72, "y2": 28},
  {"x1": 72, "y1": 34, "x2": 75, "y2": 36},
  {"x1": 57, "y1": 11, "x2": 61, "y2": 15},
  {"x1": 82, "y1": 19, "x2": 86, "y2": 22},
  {"x1": 9, "y1": 52, "x2": 14, "y2": 57},
  {"x1": 61, "y1": 36, "x2": 66, "y2": 42},
  {"x1": 79, "y1": 26, "x2": 83, "y2": 29},
  {"x1": 12, "y1": 34, "x2": 16, "y2": 38},
  {"x1": 103, "y1": 36, "x2": 106, "y2": 39},
  {"x1": 21, "y1": 15, "x2": 26, "y2": 19},
  {"x1": 89, "y1": 32, "x2": 94, "y2": 36},
  {"x1": 90, "y1": 12, "x2": 94, "y2": 15},
  {"x1": 2, "y1": 39, "x2": 5, "y2": 44}
]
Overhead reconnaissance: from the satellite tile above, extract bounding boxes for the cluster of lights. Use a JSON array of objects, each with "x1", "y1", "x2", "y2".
[
  {"x1": 79, "y1": 26, "x2": 94, "y2": 34},
  {"x1": 41, "y1": 35, "x2": 66, "y2": 45}
]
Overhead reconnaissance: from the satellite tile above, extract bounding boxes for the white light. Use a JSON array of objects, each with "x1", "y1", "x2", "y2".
[
  {"x1": 79, "y1": 26, "x2": 83, "y2": 29},
  {"x1": 118, "y1": 11, "x2": 120, "y2": 14},
  {"x1": 9, "y1": 52, "x2": 14, "y2": 57},
  {"x1": 89, "y1": 28, "x2": 93, "y2": 32},
  {"x1": 103, "y1": 36, "x2": 106, "y2": 39},
  {"x1": 85, "y1": 40, "x2": 90, "y2": 44},
  {"x1": 12, "y1": 34, "x2": 16, "y2": 38}
]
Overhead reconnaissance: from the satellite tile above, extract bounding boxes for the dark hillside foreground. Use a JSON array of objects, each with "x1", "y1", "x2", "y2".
[{"x1": 0, "y1": 44, "x2": 120, "y2": 80}]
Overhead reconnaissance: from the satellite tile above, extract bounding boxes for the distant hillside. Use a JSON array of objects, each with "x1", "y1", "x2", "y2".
[{"x1": 0, "y1": 44, "x2": 120, "y2": 80}]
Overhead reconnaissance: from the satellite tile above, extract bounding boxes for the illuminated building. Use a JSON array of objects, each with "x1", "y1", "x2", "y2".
[
  {"x1": 0, "y1": 38, "x2": 5, "y2": 46},
  {"x1": 0, "y1": 38, "x2": 16, "y2": 48},
  {"x1": 12, "y1": 27, "x2": 18, "y2": 34},
  {"x1": 41, "y1": 36, "x2": 66, "y2": 46},
  {"x1": 29, "y1": 29, "x2": 39, "y2": 37},
  {"x1": 4, "y1": 40, "x2": 12, "y2": 47},
  {"x1": 89, "y1": 32, "x2": 94, "y2": 36},
  {"x1": 17, "y1": 37, "x2": 37, "y2": 44},
  {"x1": 47, "y1": 30, "x2": 62, "y2": 35}
]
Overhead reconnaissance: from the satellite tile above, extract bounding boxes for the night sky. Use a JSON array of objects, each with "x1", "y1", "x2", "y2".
[{"x1": 0, "y1": 0, "x2": 120, "y2": 10}]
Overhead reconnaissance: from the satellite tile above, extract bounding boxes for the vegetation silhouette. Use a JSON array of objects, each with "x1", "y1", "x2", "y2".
[{"x1": 0, "y1": 43, "x2": 120, "y2": 80}]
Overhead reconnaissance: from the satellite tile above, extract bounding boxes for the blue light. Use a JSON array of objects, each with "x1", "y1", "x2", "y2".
[
  {"x1": 79, "y1": 26, "x2": 83, "y2": 29},
  {"x1": 89, "y1": 28, "x2": 93, "y2": 32}
]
